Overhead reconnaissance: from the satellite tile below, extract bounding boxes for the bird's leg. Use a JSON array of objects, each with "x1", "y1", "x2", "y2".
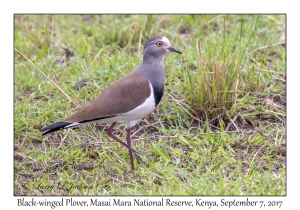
[
  {"x1": 126, "y1": 128, "x2": 135, "y2": 170},
  {"x1": 106, "y1": 122, "x2": 142, "y2": 164}
]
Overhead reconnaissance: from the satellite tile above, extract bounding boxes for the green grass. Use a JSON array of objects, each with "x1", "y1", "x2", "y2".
[{"x1": 14, "y1": 14, "x2": 286, "y2": 195}]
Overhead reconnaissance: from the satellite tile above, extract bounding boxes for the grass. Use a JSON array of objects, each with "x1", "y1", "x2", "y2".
[{"x1": 14, "y1": 14, "x2": 286, "y2": 195}]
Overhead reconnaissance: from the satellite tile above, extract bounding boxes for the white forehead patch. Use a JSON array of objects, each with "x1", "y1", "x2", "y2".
[{"x1": 162, "y1": 36, "x2": 171, "y2": 46}]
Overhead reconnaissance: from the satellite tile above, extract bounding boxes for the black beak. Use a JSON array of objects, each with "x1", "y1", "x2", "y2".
[{"x1": 168, "y1": 46, "x2": 182, "y2": 54}]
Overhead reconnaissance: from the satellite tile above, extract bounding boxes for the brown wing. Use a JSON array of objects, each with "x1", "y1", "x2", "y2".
[{"x1": 64, "y1": 71, "x2": 150, "y2": 123}]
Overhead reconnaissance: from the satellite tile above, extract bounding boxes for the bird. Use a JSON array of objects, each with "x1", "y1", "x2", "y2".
[{"x1": 40, "y1": 36, "x2": 182, "y2": 170}]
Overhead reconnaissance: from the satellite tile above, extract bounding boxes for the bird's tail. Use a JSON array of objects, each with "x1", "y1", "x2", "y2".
[{"x1": 40, "y1": 121, "x2": 73, "y2": 135}]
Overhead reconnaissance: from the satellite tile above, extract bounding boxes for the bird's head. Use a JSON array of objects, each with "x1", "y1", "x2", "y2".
[{"x1": 143, "y1": 36, "x2": 182, "y2": 59}]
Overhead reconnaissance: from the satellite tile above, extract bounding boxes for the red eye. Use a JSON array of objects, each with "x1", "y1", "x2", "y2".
[{"x1": 156, "y1": 41, "x2": 163, "y2": 47}]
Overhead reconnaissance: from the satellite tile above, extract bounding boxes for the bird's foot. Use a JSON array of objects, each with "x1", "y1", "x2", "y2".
[{"x1": 132, "y1": 149, "x2": 142, "y2": 164}]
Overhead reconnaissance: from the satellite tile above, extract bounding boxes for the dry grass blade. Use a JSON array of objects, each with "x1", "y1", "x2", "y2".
[
  {"x1": 138, "y1": 30, "x2": 143, "y2": 57},
  {"x1": 250, "y1": 67, "x2": 286, "y2": 75},
  {"x1": 225, "y1": 113, "x2": 239, "y2": 132},
  {"x1": 209, "y1": 15, "x2": 226, "y2": 23},
  {"x1": 252, "y1": 41, "x2": 286, "y2": 52},
  {"x1": 57, "y1": 129, "x2": 70, "y2": 149},
  {"x1": 14, "y1": 48, "x2": 83, "y2": 109},
  {"x1": 250, "y1": 146, "x2": 265, "y2": 169}
]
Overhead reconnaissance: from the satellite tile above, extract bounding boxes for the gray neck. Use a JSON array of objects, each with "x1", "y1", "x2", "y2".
[{"x1": 135, "y1": 56, "x2": 165, "y2": 106}]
